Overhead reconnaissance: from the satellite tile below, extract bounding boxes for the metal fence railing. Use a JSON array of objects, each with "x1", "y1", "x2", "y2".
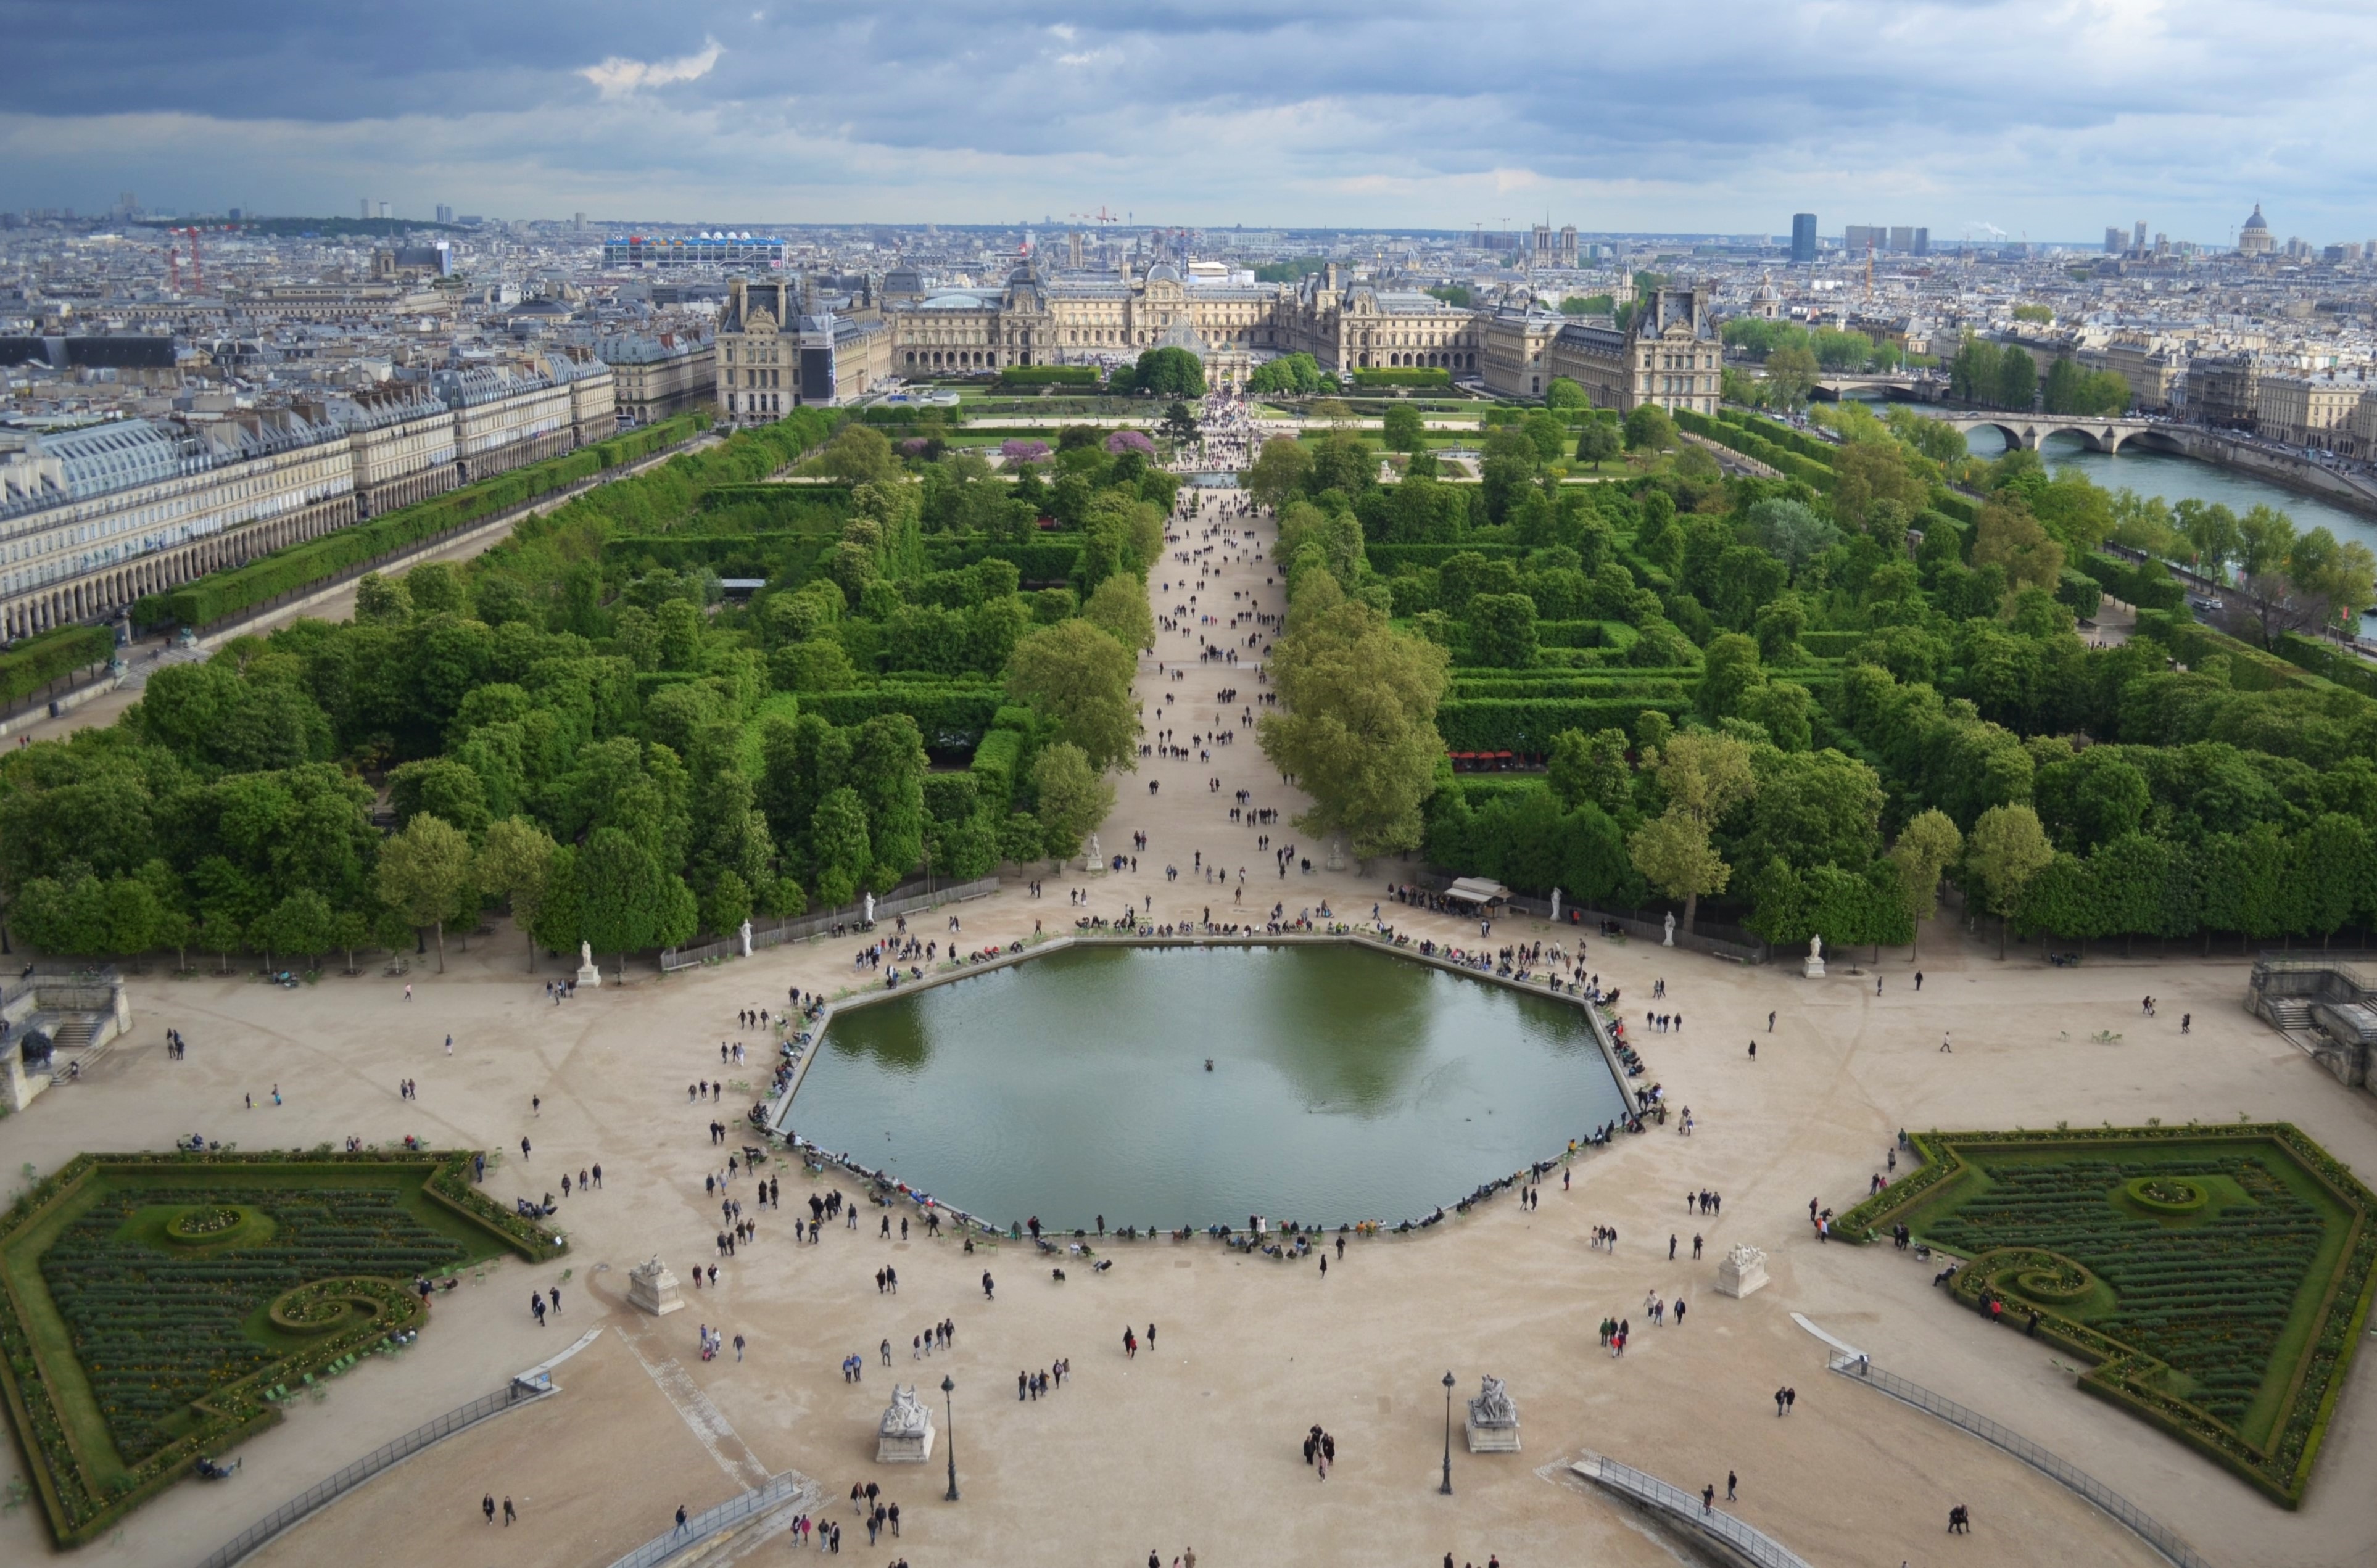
[
  {"x1": 1577, "y1": 1452, "x2": 1812, "y2": 1568},
  {"x1": 1825, "y1": 1353, "x2": 2208, "y2": 1568},
  {"x1": 661, "y1": 877, "x2": 1002, "y2": 971},
  {"x1": 192, "y1": 1379, "x2": 555, "y2": 1568},
  {"x1": 603, "y1": 1472, "x2": 813, "y2": 1568}
]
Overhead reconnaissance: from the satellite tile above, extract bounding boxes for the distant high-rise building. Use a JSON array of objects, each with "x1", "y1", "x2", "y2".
[
  {"x1": 1888, "y1": 225, "x2": 1915, "y2": 254},
  {"x1": 1790, "y1": 213, "x2": 1816, "y2": 264},
  {"x1": 1912, "y1": 228, "x2": 1928, "y2": 256},
  {"x1": 574, "y1": 212, "x2": 586, "y2": 233},
  {"x1": 434, "y1": 203, "x2": 453, "y2": 225},
  {"x1": 2106, "y1": 227, "x2": 2125, "y2": 254},
  {"x1": 1845, "y1": 224, "x2": 1884, "y2": 254},
  {"x1": 2135, "y1": 220, "x2": 2148, "y2": 251},
  {"x1": 227, "y1": 208, "x2": 242, "y2": 222},
  {"x1": 377, "y1": 201, "x2": 391, "y2": 220},
  {"x1": 114, "y1": 191, "x2": 136, "y2": 217},
  {"x1": 361, "y1": 197, "x2": 372, "y2": 221}
]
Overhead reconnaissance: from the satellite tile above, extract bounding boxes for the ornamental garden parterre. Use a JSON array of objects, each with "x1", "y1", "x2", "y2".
[
  {"x1": 0, "y1": 1150, "x2": 561, "y2": 1544},
  {"x1": 1833, "y1": 1123, "x2": 2377, "y2": 1506}
]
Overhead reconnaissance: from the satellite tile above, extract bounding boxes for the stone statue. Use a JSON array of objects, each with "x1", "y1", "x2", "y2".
[
  {"x1": 875, "y1": 1382, "x2": 936, "y2": 1461},
  {"x1": 738, "y1": 918, "x2": 754, "y2": 959},
  {"x1": 1716, "y1": 1243, "x2": 1770, "y2": 1299},
  {"x1": 1809, "y1": 934, "x2": 1823, "y2": 962},
  {"x1": 1465, "y1": 1373, "x2": 1521, "y2": 1452},
  {"x1": 1549, "y1": 886, "x2": 1563, "y2": 923},
  {"x1": 881, "y1": 1384, "x2": 930, "y2": 1437},
  {"x1": 863, "y1": 891, "x2": 875, "y2": 925},
  {"x1": 1803, "y1": 933, "x2": 1826, "y2": 980},
  {"x1": 1086, "y1": 832, "x2": 1104, "y2": 873},
  {"x1": 576, "y1": 940, "x2": 601, "y2": 989},
  {"x1": 1661, "y1": 911, "x2": 1676, "y2": 947},
  {"x1": 626, "y1": 1255, "x2": 682, "y2": 1316}
]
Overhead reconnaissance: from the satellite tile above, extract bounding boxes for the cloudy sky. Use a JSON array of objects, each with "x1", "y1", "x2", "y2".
[{"x1": 4, "y1": 0, "x2": 2371, "y2": 244}]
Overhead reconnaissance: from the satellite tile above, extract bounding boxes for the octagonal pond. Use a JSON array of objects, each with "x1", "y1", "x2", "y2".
[{"x1": 783, "y1": 943, "x2": 1630, "y2": 1232}]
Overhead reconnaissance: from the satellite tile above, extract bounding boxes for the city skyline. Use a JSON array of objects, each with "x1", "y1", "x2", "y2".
[{"x1": 4, "y1": 0, "x2": 2374, "y2": 245}]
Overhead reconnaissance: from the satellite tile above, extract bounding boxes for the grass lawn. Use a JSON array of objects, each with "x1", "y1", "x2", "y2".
[{"x1": 1836, "y1": 1125, "x2": 2376, "y2": 1506}]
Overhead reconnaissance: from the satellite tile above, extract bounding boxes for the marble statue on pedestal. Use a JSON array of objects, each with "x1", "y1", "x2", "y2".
[
  {"x1": 863, "y1": 891, "x2": 875, "y2": 925},
  {"x1": 738, "y1": 918, "x2": 753, "y2": 958},
  {"x1": 1662, "y1": 911, "x2": 1676, "y2": 947},
  {"x1": 1465, "y1": 1373, "x2": 1521, "y2": 1452},
  {"x1": 576, "y1": 940, "x2": 601, "y2": 989},
  {"x1": 876, "y1": 1383, "x2": 936, "y2": 1462},
  {"x1": 1716, "y1": 1243, "x2": 1770, "y2": 1298},
  {"x1": 1803, "y1": 934, "x2": 1826, "y2": 979},
  {"x1": 1550, "y1": 886, "x2": 1563, "y2": 923},
  {"x1": 626, "y1": 1256, "x2": 683, "y2": 1316}
]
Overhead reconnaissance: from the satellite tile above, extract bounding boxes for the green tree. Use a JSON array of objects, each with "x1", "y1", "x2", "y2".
[
  {"x1": 1996, "y1": 347, "x2": 2038, "y2": 411},
  {"x1": 1381, "y1": 402, "x2": 1425, "y2": 453},
  {"x1": 1623, "y1": 404, "x2": 1678, "y2": 453},
  {"x1": 477, "y1": 815, "x2": 558, "y2": 970},
  {"x1": 376, "y1": 812, "x2": 474, "y2": 972},
  {"x1": 1006, "y1": 619, "x2": 1138, "y2": 772},
  {"x1": 1887, "y1": 808, "x2": 1962, "y2": 960},
  {"x1": 260, "y1": 888, "x2": 335, "y2": 970},
  {"x1": 1965, "y1": 803, "x2": 2054, "y2": 957},
  {"x1": 1031, "y1": 742, "x2": 1114, "y2": 862},
  {"x1": 1747, "y1": 498, "x2": 1840, "y2": 573},
  {"x1": 1467, "y1": 593, "x2": 1539, "y2": 669},
  {"x1": 1244, "y1": 437, "x2": 1314, "y2": 512},
  {"x1": 576, "y1": 825, "x2": 675, "y2": 973},
  {"x1": 1159, "y1": 400, "x2": 1202, "y2": 443},
  {"x1": 1131, "y1": 345, "x2": 1205, "y2": 398},
  {"x1": 1544, "y1": 377, "x2": 1589, "y2": 410},
  {"x1": 1971, "y1": 501, "x2": 2065, "y2": 595},
  {"x1": 1573, "y1": 420, "x2": 1621, "y2": 469},
  {"x1": 1258, "y1": 585, "x2": 1450, "y2": 861},
  {"x1": 1762, "y1": 344, "x2": 1819, "y2": 408},
  {"x1": 814, "y1": 424, "x2": 901, "y2": 484},
  {"x1": 1547, "y1": 727, "x2": 1635, "y2": 816},
  {"x1": 1082, "y1": 573, "x2": 1155, "y2": 652},
  {"x1": 1627, "y1": 731, "x2": 1756, "y2": 933},
  {"x1": 809, "y1": 787, "x2": 872, "y2": 909}
]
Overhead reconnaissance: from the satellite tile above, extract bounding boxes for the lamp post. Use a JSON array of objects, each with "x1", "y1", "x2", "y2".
[
  {"x1": 941, "y1": 1374, "x2": 958, "y2": 1501},
  {"x1": 1440, "y1": 1371, "x2": 1456, "y2": 1494}
]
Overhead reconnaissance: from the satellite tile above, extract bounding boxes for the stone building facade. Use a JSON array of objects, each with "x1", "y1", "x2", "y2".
[
  {"x1": 0, "y1": 357, "x2": 616, "y2": 640},
  {"x1": 1539, "y1": 287, "x2": 1722, "y2": 415},
  {"x1": 2256, "y1": 371, "x2": 2363, "y2": 450}
]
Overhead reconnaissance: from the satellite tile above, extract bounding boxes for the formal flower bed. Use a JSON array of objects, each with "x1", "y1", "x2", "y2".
[
  {"x1": 0, "y1": 1150, "x2": 561, "y2": 1545},
  {"x1": 1831, "y1": 1124, "x2": 2376, "y2": 1508}
]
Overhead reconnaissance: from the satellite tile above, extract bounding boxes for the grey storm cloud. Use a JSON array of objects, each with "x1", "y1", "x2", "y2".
[{"x1": 3, "y1": 0, "x2": 2374, "y2": 237}]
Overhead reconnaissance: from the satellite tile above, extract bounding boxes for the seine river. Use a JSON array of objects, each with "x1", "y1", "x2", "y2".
[{"x1": 1965, "y1": 426, "x2": 2377, "y2": 632}]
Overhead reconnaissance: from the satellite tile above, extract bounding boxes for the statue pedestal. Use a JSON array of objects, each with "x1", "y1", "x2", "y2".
[
  {"x1": 1465, "y1": 1411, "x2": 1521, "y2": 1453},
  {"x1": 626, "y1": 1259, "x2": 683, "y2": 1316},
  {"x1": 576, "y1": 960, "x2": 603, "y2": 988},
  {"x1": 1716, "y1": 1244, "x2": 1770, "y2": 1299},
  {"x1": 1802, "y1": 954, "x2": 1825, "y2": 978},
  {"x1": 877, "y1": 1422, "x2": 935, "y2": 1463}
]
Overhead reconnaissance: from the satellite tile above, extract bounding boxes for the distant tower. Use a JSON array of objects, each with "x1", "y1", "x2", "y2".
[
  {"x1": 2134, "y1": 220, "x2": 2148, "y2": 252},
  {"x1": 361, "y1": 197, "x2": 371, "y2": 221},
  {"x1": 1791, "y1": 213, "x2": 1817, "y2": 265}
]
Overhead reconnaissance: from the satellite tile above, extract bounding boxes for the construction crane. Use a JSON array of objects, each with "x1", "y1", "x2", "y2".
[
  {"x1": 1092, "y1": 205, "x2": 1118, "y2": 225},
  {"x1": 177, "y1": 226, "x2": 205, "y2": 294},
  {"x1": 164, "y1": 242, "x2": 179, "y2": 294}
]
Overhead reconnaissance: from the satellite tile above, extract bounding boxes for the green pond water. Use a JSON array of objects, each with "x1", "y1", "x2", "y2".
[{"x1": 783, "y1": 944, "x2": 1630, "y2": 1232}]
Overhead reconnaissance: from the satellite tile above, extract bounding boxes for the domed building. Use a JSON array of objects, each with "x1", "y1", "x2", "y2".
[{"x1": 2238, "y1": 204, "x2": 2275, "y2": 258}]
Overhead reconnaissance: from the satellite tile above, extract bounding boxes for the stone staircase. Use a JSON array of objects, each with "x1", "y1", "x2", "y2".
[{"x1": 2265, "y1": 997, "x2": 2315, "y2": 1031}]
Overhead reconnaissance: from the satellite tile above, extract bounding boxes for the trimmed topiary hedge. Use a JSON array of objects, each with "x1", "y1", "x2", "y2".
[{"x1": 0, "y1": 625, "x2": 116, "y2": 706}]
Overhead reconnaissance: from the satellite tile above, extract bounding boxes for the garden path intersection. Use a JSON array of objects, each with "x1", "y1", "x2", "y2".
[{"x1": 1, "y1": 494, "x2": 2374, "y2": 1567}]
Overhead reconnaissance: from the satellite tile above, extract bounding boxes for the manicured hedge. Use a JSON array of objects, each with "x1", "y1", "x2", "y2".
[
  {"x1": 920, "y1": 538, "x2": 1085, "y2": 582},
  {"x1": 996, "y1": 366, "x2": 1100, "y2": 387},
  {"x1": 1350, "y1": 368, "x2": 1453, "y2": 389},
  {"x1": 1437, "y1": 694, "x2": 1692, "y2": 751},
  {"x1": 0, "y1": 625, "x2": 115, "y2": 705},
  {"x1": 804, "y1": 683, "x2": 1002, "y2": 741},
  {"x1": 1830, "y1": 1123, "x2": 2376, "y2": 1509},
  {"x1": 1928, "y1": 489, "x2": 1980, "y2": 526},
  {"x1": 1677, "y1": 408, "x2": 1837, "y2": 490},
  {"x1": 2275, "y1": 632, "x2": 2377, "y2": 698},
  {"x1": 1366, "y1": 542, "x2": 1527, "y2": 570},
  {"x1": 147, "y1": 413, "x2": 706, "y2": 630},
  {"x1": 969, "y1": 726, "x2": 1025, "y2": 811},
  {"x1": 2056, "y1": 567, "x2": 2104, "y2": 621},
  {"x1": 2075, "y1": 551, "x2": 2187, "y2": 613}
]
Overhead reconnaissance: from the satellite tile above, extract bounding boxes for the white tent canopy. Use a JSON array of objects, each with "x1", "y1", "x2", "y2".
[{"x1": 1441, "y1": 877, "x2": 1512, "y2": 909}]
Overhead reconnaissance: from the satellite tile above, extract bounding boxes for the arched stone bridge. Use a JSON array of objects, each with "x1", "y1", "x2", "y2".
[{"x1": 1930, "y1": 413, "x2": 2170, "y2": 454}]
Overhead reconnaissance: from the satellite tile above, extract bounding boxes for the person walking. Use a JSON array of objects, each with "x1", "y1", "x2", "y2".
[
  {"x1": 503, "y1": 1496, "x2": 516, "y2": 1525},
  {"x1": 1727, "y1": 1469, "x2": 1737, "y2": 1501},
  {"x1": 674, "y1": 1504, "x2": 688, "y2": 1533},
  {"x1": 483, "y1": 1493, "x2": 495, "y2": 1524}
]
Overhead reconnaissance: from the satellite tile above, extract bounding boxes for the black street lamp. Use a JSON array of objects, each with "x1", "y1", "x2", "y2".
[
  {"x1": 941, "y1": 1374, "x2": 959, "y2": 1501},
  {"x1": 1440, "y1": 1370, "x2": 1456, "y2": 1494}
]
